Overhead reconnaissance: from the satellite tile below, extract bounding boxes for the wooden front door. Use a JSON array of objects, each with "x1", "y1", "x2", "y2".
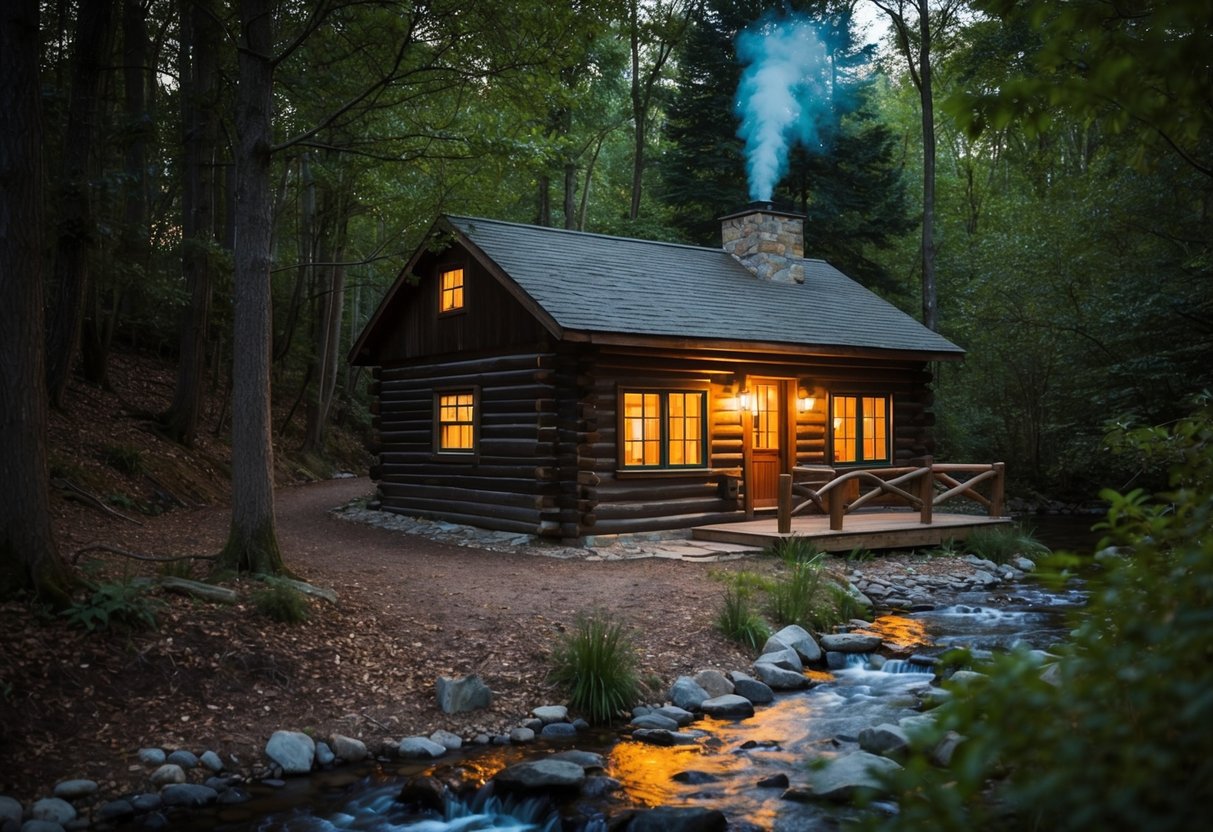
[{"x1": 749, "y1": 380, "x2": 787, "y2": 508}]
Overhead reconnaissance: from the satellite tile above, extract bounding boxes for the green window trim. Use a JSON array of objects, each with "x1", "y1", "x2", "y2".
[
  {"x1": 830, "y1": 393, "x2": 891, "y2": 466},
  {"x1": 619, "y1": 389, "x2": 708, "y2": 470}
]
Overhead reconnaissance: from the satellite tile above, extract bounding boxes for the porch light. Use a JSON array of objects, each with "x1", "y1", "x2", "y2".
[
  {"x1": 797, "y1": 387, "x2": 817, "y2": 412},
  {"x1": 738, "y1": 389, "x2": 752, "y2": 411}
]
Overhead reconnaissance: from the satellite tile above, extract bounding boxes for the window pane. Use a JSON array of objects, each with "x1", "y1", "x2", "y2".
[
  {"x1": 833, "y1": 395, "x2": 857, "y2": 463},
  {"x1": 753, "y1": 383, "x2": 780, "y2": 450},
  {"x1": 437, "y1": 391, "x2": 474, "y2": 451},
  {"x1": 624, "y1": 391, "x2": 661, "y2": 466},
  {"x1": 666, "y1": 392, "x2": 705, "y2": 467},
  {"x1": 440, "y1": 268, "x2": 464, "y2": 312}
]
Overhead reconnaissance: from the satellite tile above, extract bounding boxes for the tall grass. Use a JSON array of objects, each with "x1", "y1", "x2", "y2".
[
  {"x1": 965, "y1": 524, "x2": 1050, "y2": 564},
  {"x1": 549, "y1": 611, "x2": 638, "y2": 724},
  {"x1": 717, "y1": 579, "x2": 771, "y2": 649}
]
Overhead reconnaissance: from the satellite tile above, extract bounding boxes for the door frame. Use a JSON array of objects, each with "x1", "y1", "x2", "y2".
[{"x1": 743, "y1": 377, "x2": 795, "y2": 517}]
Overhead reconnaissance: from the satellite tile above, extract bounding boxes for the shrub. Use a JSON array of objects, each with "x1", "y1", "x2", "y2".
[
  {"x1": 964, "y1": 523, "x2": 1050, "y2": 565},
  {"x1": 63, "y1": 581, "x2": 161, "y2": 632},
  {"x1": 717, "y1": 581, "x2": 770, "y2": 649},
  {"x1": 549, "y1": 611, "x2": 638, "y2": 724},
  {"x1": 252, "y1": 579, "x2": 310, "y2": 624},
  {"x1": 101, "y1": 443, "x2": 144, "y2": 476}
]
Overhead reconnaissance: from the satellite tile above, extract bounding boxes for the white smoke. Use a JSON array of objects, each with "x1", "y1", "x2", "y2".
[{"x1": 734, "y1": 14, "x2": 831, "y2": 202}]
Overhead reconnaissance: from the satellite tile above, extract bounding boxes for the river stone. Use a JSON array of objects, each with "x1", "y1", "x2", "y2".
[
  {"x1": 540, "y1": 722, "x2": 577, "y2": 739},
  {"x1": 625, "y1": 806, "x2": 727, "y2": 832},
  {"x1": 160, "y1": 784, "x2": 218, "y2": 808},
  {"x1": 757, "y1": 773, "x2": 789, "y2": 789},
  {"x1": 632, "y1": 729, "x2": 700, "y2": 747},
  {"x1": 1013, "y1": 556, "x2": 1036, "y2": 572},
  {"x1": 509, "y1": 727, "x2": 535, "y2": 744},
  {"x1": 166, "y1": 749, "x2": 198, "y2": 769},
  {"x1": 806, "y1": 751, "x2": 901, "y2": 801},
  {"x1": 436, "y1": 675, "x2": 492, "y2": 714},
  {"x1": 429, "y1": 730, "x2": 463, "y2": 751},
  {"x1": 494, "y1": 760, "x2": 585, "y2": 791},
  {"x1": 769, "y1": 624, "x2": 823, "y2": 663},
  {"x1": 858, "y1": 723, "x2": 910, "y2": 758},
  {"x1": 729, "y1": 672, "x2": 775, "y2": 705},
  {"x1": 398, "y1": 776, "x2": 446, "y2": 812},
  {"x1": 199, "y1": 750, "x2": 224, "y2": 772},
  {"x1": 17, "y1": 822, "x2": 63, "y2": 832},
  {"x1": 265, "y1": 730, "x2": 315, "y2": 774},
  {"x1": 818, "y1": 633, "x2": 883, "y2": 653},
  {"x1": 549, "y1": 750, "x2": 606, "y2": 770},
  {"x1": 669, "y1": 676, "x2": 710, "y2": 711},
  {"x1": 700, "y1": 694, "x2": 755, "y2": 719},
  {"x1": 52, "y1": 780, "x2": 96, "y2": 800},
  {"x1": 96, "y1": 800, "x2": 135, "y2": 823},
  {"x1": 137, "y1": 748, "x2": 166, "y2": 766},
  {"x1": 654, "y1": 705, "x2": 694, "y2": 726},
  {"x1": 672, "y1": 770, "x2": 718, "y2": 784},
  {"x1": 329, "y1": 734, "x2": 368, "y2": 762},
  {"x1": 750, "y1": 662, "x2": 810, "y2": 690},
  {"x1": 532, "y1": 705, "x2": 568, "y2": 724},
  {"x1": 755, "y1": 646, "x2": 803, "y2": 672},
  {"x1": 149, "y1": 764, "x2": 186, "y2": 786},
  {"x1": 931, "y1": 730, "x2": 966, "y2": 767},
  {"x1": 315, "y1": 742, "x2": 335, "y2": 766},
  {"x1": 397, "y1": 737, "x2": 447, "y2": 759},
  {"x1": 30, "y1": 798, "x2": 75, "y2": 825},
  {"x1": 130, "y1": 794, "x2": 161, "y2": 812},
  {"x1": 692, "y1": 669, "x2": 734, "y2": 698},
  {"x1": 581, "y1": 776, "x2": 622, "y2": 798},
  {"x1": 631, "y1": 713, "x2": 680, "y2": 730},
  {"x1": 0, "y1": 797, "x2": 21, "y2": 827},
  {"x1": 217, "y1": 788, "x2": 250, "y2": 805}
]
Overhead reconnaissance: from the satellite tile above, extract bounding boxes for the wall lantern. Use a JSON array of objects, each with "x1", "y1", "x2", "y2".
[
  {"x1": 797, "y1": 386, "x2": 817, "y2": 412},
  {"x1": 738, "y1": 388, "x2": 752, "y2": 412}
]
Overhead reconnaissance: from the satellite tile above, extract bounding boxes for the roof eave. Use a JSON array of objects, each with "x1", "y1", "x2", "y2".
[{"x1": 561, "y1": 329, "x2": 965, "y2": 361}]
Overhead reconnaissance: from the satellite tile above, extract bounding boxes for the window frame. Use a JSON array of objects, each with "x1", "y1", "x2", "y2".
[
  {"x1": 829, "y1": 392, "x2": 892, "y2": 467},
  {"x1": 437, "y1": 264, "x2": 466, "y2": 316},
  {"x1": 432, "y1": 386, "x2": 479, "y2": 459},
  {"x1": 617, "y1": 386, "x2": 710, "y2": 472}
]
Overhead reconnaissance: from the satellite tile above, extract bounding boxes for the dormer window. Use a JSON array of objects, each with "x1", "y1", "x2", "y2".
[{"x1": 439, "y1": 267, "x2": 464, "y2": 313}]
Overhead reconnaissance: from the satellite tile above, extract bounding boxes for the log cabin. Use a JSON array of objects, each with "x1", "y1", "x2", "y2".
[{"x1": 349, "y1": 204, "x2": 964, "y2": 539}]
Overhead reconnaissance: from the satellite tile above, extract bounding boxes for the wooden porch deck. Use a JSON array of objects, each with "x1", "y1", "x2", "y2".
[{"x1": 692, "y1": 509, "x2": 1013, "y2": 553}]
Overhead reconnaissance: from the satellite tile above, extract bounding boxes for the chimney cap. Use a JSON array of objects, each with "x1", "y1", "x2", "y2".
[{"x1": 719, "y1": 201, "x2": 804, "y2": 222}]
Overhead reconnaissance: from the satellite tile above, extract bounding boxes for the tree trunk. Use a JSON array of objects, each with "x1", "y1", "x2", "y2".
[
  {"x1": 536, "y1": 174, "x2": 551, "y2": 226},
  {"x1": 165, "y1": 0, "x2": 220, "y2": 446},
  {"x1": 629, "y1": 0, "x2": 644, "y2": 221},
  {"x1": 220, "y1": 0, "x2": 286, "y2": 576},
  {"x1": 0, "y1": 0, "x2": 75, "y2": 605},
  {"x1": 563, "y1": 162, "x2": 577, "y2": 230},
  {"x1": 918, "y1": 5, "x2": 938, "y2": 332},
  {"x1": 45, "y1": 0, "x2": 116, "y2": 407}
]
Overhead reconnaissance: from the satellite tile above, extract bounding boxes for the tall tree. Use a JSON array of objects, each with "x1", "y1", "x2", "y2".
[{"x1": 1, "y1": 0, "x2": 75, "y2": 605}]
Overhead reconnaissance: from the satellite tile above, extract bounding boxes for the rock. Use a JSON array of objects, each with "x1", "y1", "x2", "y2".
[
  {"x1": 858, "y1": 724, "x2": 910, "y2": 758},
  {"x1": 669, "y1": 676, "x2": 710, "y2": 711},
  {"x1": 948, "y1": 670, "x2": 986, "y2": 687},
  {"x1": 581, "y1": 776, "x2": 622, "y2": 798},
  {"x1": 315, "y1": 742, "x2": 335, "y2": 766},
  {"x1": 700, "y1": 694, "x2": 755, "y2": 719},
  {"x1": 265, "y1": 730, "x2": 315, "y2": 774},
  {"x1": 654, "y1": 705, "x2": 694, "y2": 726},
  {"x1": 750, "y1": 662, "x2": 810, "y2": 690},
  {"x1": 137, "y1": 748, "x2": 166, "y2": 766},
  {"x1": 532, "y1": 705, "x2": 568, "y2": 724},
  {"x1": 435, "y1": 675, "x2": 493, "y2": 714},
  {"x1": 729, "y1": 672, "x2": 774, "y2": 705},
  {"x1": 160, "y1": 784, "x2": 218, "y2": 808},
  {"x1": 805, "y1": 751, "x2": 901, "y2": 801},
  {"x1": 754, "y1": 646, "x2": 803, "y2": 672},
  {"x1": 825, "y1": 652, "x2": 848, "y2": 670},
  {"x1": 573, "y1": 718, "x2": 590, "y2": 731},
  {"x1": 781, "y1": 786, "x2": 814, "y2": 802},
  {"x1": 508, "y1": 727, "x2": 535, "y2": 744},
  {"x1": 51, "y1": 780, "x2": 96, "y2": 800},
  {"x1": 329, "y1": 734, "x2": 368, "y2": 762},
  {"x1": 549, "y1": 750, "x2": 606, "y2": 770},
  {"x1": 494, "y1": 760, "x2": 585, "y2": 792},
  {"x1": 769, "y1": 624, "x2": 823, "y2": 663},
  {"x1": 96, "y1": 800, "x2": 134, "y2": 823},
  {"x1": 429, "y1": 730, "x2": 463, "y2": 751},
  {"x1": 148, "y1": 764, "x2": 186, "y2": 786},
  {"x1": 199, "y1": 750, "x2": 225, "y2": 772},
  {"x1": 217, "y1": 788, "x2": 250, "y2": 805},
  {"x1": 692, "y1": 669, "x2": 734, "y2": 698},
  {"x1": 631, "y1": 713, "x2": 680, "y2": 730},
  {"x1": 540, "y1": 722, "x2": 577, "y2": 739},
  {"x1": 817, "y1": 633, "x2": 882, "y2": 653},
  {"x1": 931, "y1": 730, "x2": 965, "y2": 767},
  {"x1": 0, "y1": 797, "x2": 21, "y2": 828},
  {"x1": 18, "y1": 822, "x2": 64, "y2": 832},
  {"x1": 625, "y1": 806, "x2": 727, "y2": 832},
  {"x1": 671, "y1": 770, "x2": 718, "y2": 784},
  {"x1": 130, "y1": 794, "x2": 161, "y2": 812},
  {"x1": 30, "y1": 799, "x2": 75, "y2": 825},
  {"x1": 521, "y1": 718, "x2": 544, "y2": 732},
  {"x1": 398, "y1": 776, "x2": 446, "y2": 813},
  {"x1": 397, "y1": 737, "x2": 447, "y2": 759},
  {"x1": 757, "y1": 773, "x2": 789, "y2": 789},
  {"x1": 632, "y1": 729, "x2": 700, "y2": 746},
  {"x1": 166, "y1": 750, "x2": 198, "y2": 769}
]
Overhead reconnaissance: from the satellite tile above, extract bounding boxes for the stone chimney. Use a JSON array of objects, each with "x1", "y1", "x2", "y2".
[{"x1": 721, "y1": 202, "x2": 805, "y2": 284}]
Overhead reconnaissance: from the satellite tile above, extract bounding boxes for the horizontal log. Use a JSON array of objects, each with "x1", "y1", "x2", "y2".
[
  {"x1": 382, "y1": 495, "x2": 541, "y2": 525},
  {"x1": 379, "y1": 353, "x2": 555, "y2": 381},
  {"x1": 594, "y1": 497, "x2": 734, "y2": 521},
  {"x1": 595, "y1": 481, "x2": 721, "y2": 502},
  {"x1": 379, "y1": 473, "x2": 553, "y2": 493},
  {"x1": 381, "y1": 504, "x2": 537, "y2": 536},
  {"x1": 378, "y1": 459, "x2": 545, "y2": 478},
  {"x1": 590, "y1": 510, "x2": 745, "y2": 536},
  {"x1": 379, "y1": 483, "x2": 553, "y2": 509}
]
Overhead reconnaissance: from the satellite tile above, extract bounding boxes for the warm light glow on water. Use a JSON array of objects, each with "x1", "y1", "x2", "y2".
[{"x1": 857, "y1": 614, "x2": 932, "y2": 650}]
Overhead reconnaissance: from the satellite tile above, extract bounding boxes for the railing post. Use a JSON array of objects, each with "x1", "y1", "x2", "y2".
[
  {"x1": 829, "y1": 480, "x2": 845, "y2": 531},
  {"x1": 778, "y1": 473, "x2": 792, "y2": 534},
  {"x1": 990, "y1": 462, "x2": 1006, "y2": 518},
  {"x1": 919, "y1": 455, "x2": 934, "y2": 525}
]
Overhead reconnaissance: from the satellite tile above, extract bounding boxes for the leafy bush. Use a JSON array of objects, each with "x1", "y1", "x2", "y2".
[
  {"x1": 252, "y1": 579, "x2": 311, "y2": 624},
  {"x1": 862, "y1": 407, "x2": 1213, "y2": 832},
  {"x1": 717, "y1": 579, "x2": 770, "y2": 649},
  {"x1": 549, "y1": 611, "x2": 638, "y2": 724},
  {"x1": 101, "y1": 443, "x2": 144, "y2": 476},
  {"x1": 63, "y1": 581, "x2": 161, "y2": 632},
  {"x1": 964, "y1": 523, "x2": 1050, "y2": 564}
]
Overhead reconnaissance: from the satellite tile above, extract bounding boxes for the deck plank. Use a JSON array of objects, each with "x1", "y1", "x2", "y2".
[{"x1": 692, "y1": 510, "x2": 1011, "y2": 552}]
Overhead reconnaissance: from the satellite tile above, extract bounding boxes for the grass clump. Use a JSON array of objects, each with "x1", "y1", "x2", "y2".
[
  {"x1": 549, "y1": 611, "x2": 638, "y2": 724},
  {"x1": 764, "y1": 536, "x2": 865, "y2": 631},
  {"x1": 717, "y1": 578, "x2": 771, "y2": 649},
  {"x1": 252, "y1": 578, "x2": 311, "y2": 624},
  {"x1": 63, "y1": 581, "x2": 161, "y2": 632},
  {"x1": 964, "y1": 524, "x2": 1050, "y2": 565},
  {"x1": 101, "y1": 443, "x2": 144, "y2": 476}
]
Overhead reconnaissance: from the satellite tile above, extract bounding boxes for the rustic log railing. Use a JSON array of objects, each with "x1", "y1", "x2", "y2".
[{"x1": 775, "y1": 457, "x2": 1006, "y2": 534}]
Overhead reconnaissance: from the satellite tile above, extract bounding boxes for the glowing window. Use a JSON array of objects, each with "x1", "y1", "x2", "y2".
[
  {"x1": 622, "y1": 390, "x2": 706, "y2": 469},
  {"x1": 437, "y1": 391, "x2": 475, "y2": 452},
  {"x1": 831, "y1": 394, "x2": 890, "y2": 464},
  {"x1": 439, "y1": 268, "x2": 464, "y2": 312},
  {"x1": 752, "y1": 382, "x2": 780, "y2": 450}
]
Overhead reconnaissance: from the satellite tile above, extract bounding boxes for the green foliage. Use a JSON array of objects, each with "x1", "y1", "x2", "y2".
[
  {"x1": 963, "y1": 524, "x2": 1049, "y2": 565},
  {"x1": 157, "y1": 558, "x2": 194, "y2": 580},
  {"x1": 63, "y1": 581, "x2": 161, "y2": 632},
  {"x1": 252, "y1": 579, "x2": 311, "y2": 624},
  {"x1": 549, "y1": 611, "x2": 639, "y2": 724},
  {"x1": 101, "y1": 444, "x2": 144, "y2": 476},
  {"x1": 861, "y1": 408, "x2": 1213, "y2": 831},
  {"x1": 717, "y1": 577, "x2": 771, "y2": 650}
]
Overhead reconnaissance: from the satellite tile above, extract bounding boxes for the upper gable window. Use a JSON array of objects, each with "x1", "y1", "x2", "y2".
[{"x1": 439, "y1": 267, "x2": 464, "y2": 313}]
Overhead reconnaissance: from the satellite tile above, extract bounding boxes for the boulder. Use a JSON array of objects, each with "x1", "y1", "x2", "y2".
[
  {"x1": 0, "y1": 797, "x2": 21, "y2": 827},
  {"x1": 436, "y1": 675, "x2": 492, "y2": 714},
  {"x1": 398, "y1": 775, "x2": 446, "y2": 813},
  {"x1": 494, "y1": 759, "x2": 585, "y2": 792},
  {"x1": 729, "y1": 672, "x2": 774, "y2": 705},
  {"x1": 768, "y1": 624, "x2": 823, "y2": 663},
  {"x1": 429, "y1": 730, "x2": 463, "y2": 751},
  {"x1": 750, "y1": 662, "x2": 810, "y2": 690},
  {"x1": 669, "y1": 676, "x2": 710, "y2": 711},
  {"x1": 654, "y1": 705, "x2": 694, "y2": 726},
  {"x1": 631, "y1": 713, "x2": 680, "y2": 730},
  {"x1": 805, "y1": 751, "x2": 901, "y2": 801},
  {"x1": 160, "y1": 784, "x2": 218, "y2": 808},
  {"x1": 692, "y1": 669, "x2": 734, "y2": 698},
  {"x1": 700, "y1": 694, "x2": 755, "y2": 719},
  {"x1": 532, "y1": 705, "x2": 568, "y2": 724},
  {"x1": 30, "y1": 798, "x2": 75, "y2": 826},
  {"x1": 755, "y1": 646, "x2": 803, "y2": 672},
  {"x1": 17, "y1": 822, "x2": 63, "y2": 832},
  {"x1": 817, "y1": 633, "x2": 882, "y2": 653},
  {"x1": 329, "y1": 734, "x2": 368, "y2": 762},
  {"x1": 397, "y1": 737, "x2": 447, "y2": 759},
  {"x1": 624, "y1": 806, "x2": 727, "y2": 832},
  {"x1": 508, "y1": 727, "x2": 535, "y2": 744},
  {"x1": 540, "y1": 723, "x2": 577, "y2": 739},
  {"x1": 52, "y1": 780, "x2": 97, "y2": 800},
  {"x1": 858, "y1": 724, "x2": 910, "y2": 758},
  {"x1": 148, "y1": 764, "x2": 186, "y2": 786},
  {"x1": 265, "y1": 730, "x2": 315, "y2": 774},
  {"x1": 549, "y1": 750, "x2": 607, "y2": 770}
]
